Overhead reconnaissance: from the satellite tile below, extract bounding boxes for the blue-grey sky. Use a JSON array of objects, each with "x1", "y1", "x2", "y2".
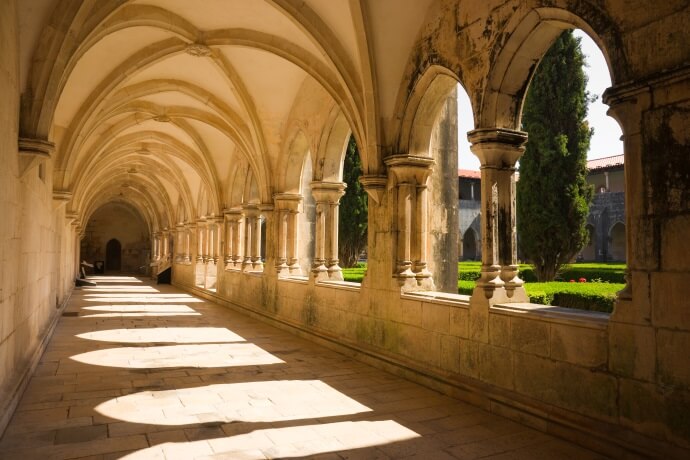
[{"x1": 457, "y1": 29, "x2": 624, "y2": 170}]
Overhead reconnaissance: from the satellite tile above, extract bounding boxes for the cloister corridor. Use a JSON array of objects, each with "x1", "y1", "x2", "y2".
[{"x1": 0, "y1": 277, "x2": 603, "y2": 460}]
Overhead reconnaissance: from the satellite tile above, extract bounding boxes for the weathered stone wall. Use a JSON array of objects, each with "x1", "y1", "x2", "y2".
[{"x1": 0, "y1": 0, "x2": 75, "y2": 435}]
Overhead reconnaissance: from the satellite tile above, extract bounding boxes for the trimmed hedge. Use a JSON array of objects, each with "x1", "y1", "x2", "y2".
[
  {"x1": 458, "y1": 262, "x2": 626, "y2": 284},
  {"x1": 341, "y1": 264, "x2": 367, "y2": 283},
  {"x1": 458, "y1": 279, "x2": 621, "y2": 312}
]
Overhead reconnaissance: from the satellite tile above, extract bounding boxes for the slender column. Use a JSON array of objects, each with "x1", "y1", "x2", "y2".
[
  {"x1": 224, "y1": 213, "x2": 233, "y2": 266},
  {"x1": 313, "y1": 202, "x2": 327, "y2": 277},
  {"x1": 183, "y1": 224, "x2": 192, "y2": 263},
  {"x1": 274, "y1": 193, "x2": 303, "y2": 277},
  {"x1": 384, "y1": 155, "x2": 435, "y2": 291},
  {"x1": 252, "y1": 214, "x2": 263, "y2": 271},
  {"x1": 175, "y1": 224, "x2": 184, "y2": 262},
  {"x1": 196, "y1": 219, "x2": 205, "y2": 262},
  {"x1": 153, "y1": 232, "x2": 161, "y2": 261},
  {"x1": 468, "y1": 128, "x2": 527, "y2": 300},
  {"x1": 242, "y1": 207, "x2": 255, "y2": 271},
  {"x1": 287, "y1": 208, "x2": 300, "y2": 275},
  {"x1": 162, "y1": 230, "x2": 170, "y2": 261},
  {"x1": 211, "y1": 217, "x2": 222, "y2": 264},
  {"x1": 231, "y1": 211, "x2": 243, "y2": 269},
  {"x1": 310, "y1": 182, "x2": 346, "y2": 281}
]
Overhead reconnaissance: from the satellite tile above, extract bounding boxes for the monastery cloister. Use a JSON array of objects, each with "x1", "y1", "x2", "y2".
[{"x1": 1, "y1": 0, "x2": 689, "y2": 458}]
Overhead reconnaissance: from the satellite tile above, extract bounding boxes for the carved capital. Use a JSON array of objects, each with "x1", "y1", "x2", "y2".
[
  {"x1": 384, "y1": 154, "x2": 435, "y2": 185},
  {"x1": 467, "y1": 128, "x2": 527, "y2": 167},
  {"x1": 310, "y1": 181, "x2": 346, "y2": 204},
  {"x1": 359, "y1": 175, "x2": 387, "y2": 205}
]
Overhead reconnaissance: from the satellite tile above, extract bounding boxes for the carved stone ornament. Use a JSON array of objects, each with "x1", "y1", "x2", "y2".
[{"x1": 185, "y1": 43, "x2": 212, "y2": 57}]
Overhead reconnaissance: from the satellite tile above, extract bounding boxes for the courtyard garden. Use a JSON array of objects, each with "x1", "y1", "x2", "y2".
[{"x1": 342, "y1": 262, "x2": 625, "y2": 313}]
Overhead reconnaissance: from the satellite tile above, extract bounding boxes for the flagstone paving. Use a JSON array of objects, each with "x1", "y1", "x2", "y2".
[{"x1": 0, "y1": 277, "x2": 608, "y2": 459}]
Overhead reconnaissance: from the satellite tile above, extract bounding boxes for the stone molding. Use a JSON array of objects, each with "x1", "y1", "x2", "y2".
[{"x1": 18, "y1": 137, "x2": 54, "y2": 176}]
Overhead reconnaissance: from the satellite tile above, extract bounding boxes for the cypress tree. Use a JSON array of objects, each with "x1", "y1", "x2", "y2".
[
  {"x1": 517, "y1": 30, "x2": 594, "y2": 281},
  {"x1": 338, "y1": 135, "x2": 368, "y2": 267}
]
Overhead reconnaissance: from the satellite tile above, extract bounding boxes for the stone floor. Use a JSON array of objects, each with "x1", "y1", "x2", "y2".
[{"x1": 0, "y1": 277, "x2": 608, "y2": 460}]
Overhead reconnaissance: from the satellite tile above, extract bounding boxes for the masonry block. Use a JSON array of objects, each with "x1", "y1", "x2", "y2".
[
  {"x1": 608, "y1": 322, "x2": 655, "y2": 381},
  {"x1": 514, "y1": 353, "x2": 617, "y2": 421},
  {"x1": 510, "y1": 317, "x2": 549, "y2": 357},
  {"x1": 488, "y1": 314, "x2": 510, "y2": 348},
  {"x1": 550, "y1": 324, "x2": 607, "y2": 368},
  {"x1": 651, "y1": 273, "x2": 690, "y2": 330},
  {"x1": 422, "y1": 302, "x2": 450, "y2": 333},
  {"x1": 657, "y1": 329, "x2": 690, "y2": 388},
  {"x1": 449, "y1": 307, "x2": 469, "y2": 338}
]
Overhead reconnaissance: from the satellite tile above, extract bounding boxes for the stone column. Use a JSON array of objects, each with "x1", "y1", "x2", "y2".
[
  {"x1": 223, "y1": 212, "x2": 234, "y2": 267},
  {"x1": 310, "y1": 182, "x2": 346, "y2": 281},
  {"x1": 175, "y1": 224, "x2": 185, "y2": 263},
  {"x1": 153, "y1": 232, "x2": 161, "y2": 262},
  {"x1": 242, "y1": 206, "x2": 257, "y2": 272},
  {"x1": 468, "y1": 128, "x2": 528, "y2": 302},
  {"x1": 210, "y1": 217, "x2": 222, "y2": 264},
  {"x1": 274, "y1": 193, "x2": 303, "y2": 277},
  {"x1": 226, "y1": 210, "x2": 243, "y2": 269},
  {"x1": 384, "y1": 155, "x2": 435, "y2": 291},
  {"x1": 183, "y1": 224, "x2": 192, "y2": 263},
  {"x1": 252, "y1": 212, "x2": 264, "y2": 272},
  {"x1": 196, "y1": 220, "x2": 205, "y2": 262}
]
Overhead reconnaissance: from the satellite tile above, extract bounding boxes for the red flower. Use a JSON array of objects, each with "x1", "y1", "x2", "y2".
[
  {"x1": 579, "y1": 277, "x2": 586, "y2": 283},
  {"x1": 569, "y1": 279, "x2": 575, "y2": 283}
]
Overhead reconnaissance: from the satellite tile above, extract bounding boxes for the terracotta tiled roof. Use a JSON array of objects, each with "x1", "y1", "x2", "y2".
[
  {"x1": 587, "y1": 154, "x2": 624, "y2": 170},
  {"x1": 458, "y1": 169, "x2": 481, "y2": 179}
]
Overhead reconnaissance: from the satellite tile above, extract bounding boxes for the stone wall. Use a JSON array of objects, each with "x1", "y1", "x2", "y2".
[
  {"x1": 0, "y1": 0, "x2": 75, "y2": 435},
  {"x1": 80, "y1": 202, "x2": 150, "y2": 273}
]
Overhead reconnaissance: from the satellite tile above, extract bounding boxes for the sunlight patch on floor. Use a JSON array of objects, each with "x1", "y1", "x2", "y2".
[
  {"x1": 96, "y1": 380, "x2": 372, "y2": 426},
  {"x1": 80, "y1": 304, "x2": 199, "y2": 312},
  {"x1": 83, "y1": 294, "x2": 204, "y2": 303},
  {"x1": 70, "y1": 343, "x2": 284, "y2": 369},
  {"x1": 76, "y1": 327, "x2": 245, "y2": 344},
  {"x1": 120, "y1": 420, "x2": 419, "y2": 460}
]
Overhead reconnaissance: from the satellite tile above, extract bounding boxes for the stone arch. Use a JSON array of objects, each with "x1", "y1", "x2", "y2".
[
  {"x1": 281, "y1": 129, "x2": 311, "y2": 194},
  {"x1": 314, "y1": 108, "x2": 351, "y2": 182},
  {"x1": 609, "y1": 222, "x2": 626, "y2": 262},
  {"x1": 462, "y1": 228, "x2": 478, "y2": 261},
  {"x1": 479, "y1": 7, "x2": 626, "y2": 131},
  {"x1": 398, "y1": 66, "x2": 460, "y2": 157}
]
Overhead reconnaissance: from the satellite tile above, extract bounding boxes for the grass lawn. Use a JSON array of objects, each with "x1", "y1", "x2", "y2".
[{"x1": 344, "y1": 261, "x2": 625, "y2": 312}]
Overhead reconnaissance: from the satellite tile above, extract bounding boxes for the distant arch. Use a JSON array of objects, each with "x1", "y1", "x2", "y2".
[
  {"x1": 609, "y1": 222, "x2": 625, "y2": 262},
  {"x1": 462, "y1": 228, "x2": 478, "y2": 261}
]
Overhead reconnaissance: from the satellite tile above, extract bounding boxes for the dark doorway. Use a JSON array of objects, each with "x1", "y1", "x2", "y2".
[
  {"x1": 106, "y1": 239, "x2": 122, "y2": 271},
  {"x1": 462, "y1": 228, "x2": 477, "y2": 261}
]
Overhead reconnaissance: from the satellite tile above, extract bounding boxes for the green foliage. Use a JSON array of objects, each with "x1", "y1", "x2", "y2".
[
  {"x1": 341, "y1": 266, "x2": 367, "y2": 283},
  {"x1": 457, "y1": 278, "x2": 622, "y2": 313},
  {"x1": 517, "y1": 30, "x2": 594, "y2": 281},
  {"x1": 457, "y1": 262, "x2": 625, "y2": 284},
  {"x1": 338, "y1": 136, "x2": 368, "y2": 268}
]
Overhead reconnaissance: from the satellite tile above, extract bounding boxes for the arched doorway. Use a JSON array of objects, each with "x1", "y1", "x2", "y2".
[
  {"x1": 609, "y1": 222, "x2": 625, "y2": 262},
  {"x1": 105, "y1": 239, "x2": 122, "y2": 272},
  {"x1": 462, "y1": 228, "x2": 477, "y2": 261}
]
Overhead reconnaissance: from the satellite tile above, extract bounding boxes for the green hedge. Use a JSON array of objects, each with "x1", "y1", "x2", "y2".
[
  {"x1": 342, "y1": 264, "x2": 367, "y2": 283},
  {"x1": 458, "y1": 262, "x2": 626, "y2": 284},
  {"x1": 458, "y1": 280, "x2": 621, "y2": 312}
]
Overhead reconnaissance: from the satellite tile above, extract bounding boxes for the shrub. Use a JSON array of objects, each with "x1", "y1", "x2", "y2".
[{"x1": 456, "y1": 279, "x2": 622, "y2": 313}]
